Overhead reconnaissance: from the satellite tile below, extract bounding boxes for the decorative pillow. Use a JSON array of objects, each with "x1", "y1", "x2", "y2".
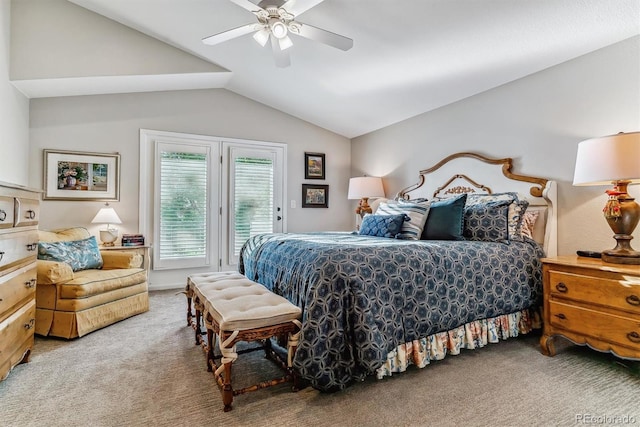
[
  {"x1": 421, "y1": 193, "x2": 467, "y2": 240},
  {"x1": 38, "y1": 236, "x2": 103, "y2": 272},
  {"x1": 520, "y1": 210, "x2": 540, "y2": 240},
  {"x1": 376, "y1": 200, "x2": 430, "y2": 240},
  {"x1": 463, "y1": 200, "x2": 510, "y2": 243},
  {"x1": 465, "y1": 192, "x2": 528, "y2": 240},
  {"x1": 359, "y1": 214, "x2": 407, "y2": 238}
]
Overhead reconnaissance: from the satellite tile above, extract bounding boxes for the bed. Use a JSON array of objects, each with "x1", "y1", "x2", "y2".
[{"x1": 239, "y1": 152, "x2": 557, "y2": 392}]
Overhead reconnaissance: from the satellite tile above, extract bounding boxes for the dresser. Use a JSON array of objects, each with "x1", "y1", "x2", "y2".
[
  {"x1": 540, "y1": 256, "x2": 640, "y2": 360},
  {"x1": 0, "y1": 181, "x2": 41, "y2": 381}
]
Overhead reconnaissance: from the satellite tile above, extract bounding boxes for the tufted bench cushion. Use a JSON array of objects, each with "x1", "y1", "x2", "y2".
[{"x1": 188, "y1": 271, "x2": 301, "y2": 331}]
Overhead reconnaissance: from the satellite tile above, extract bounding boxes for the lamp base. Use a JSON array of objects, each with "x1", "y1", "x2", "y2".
[
  {"x1": 99, "y1": 229, "x2": 119, "y2": 247},
  {"x1": 602, "y1": 235, "x2": 640, "y2": 265},
  {"x1": 601, "y1": 181, "x2": 640, "y2": 265},
  {"x1": 355, "y1": 197, "x2": 373, "y2": 218}
]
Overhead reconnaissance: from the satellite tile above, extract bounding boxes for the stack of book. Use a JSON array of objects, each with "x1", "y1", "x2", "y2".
[{"x1": 121, "y1": 234, "x2": 145, "y2": 247}]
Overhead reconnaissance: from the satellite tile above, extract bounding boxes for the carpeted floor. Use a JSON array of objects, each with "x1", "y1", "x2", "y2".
[{"x1": 1, "y1": 290, "x2": 638, "y2": 427}]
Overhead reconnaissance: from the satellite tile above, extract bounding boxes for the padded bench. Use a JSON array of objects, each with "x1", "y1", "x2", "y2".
[{"x1": 185, "y1": 271, "x2": 301, "y2": 412}]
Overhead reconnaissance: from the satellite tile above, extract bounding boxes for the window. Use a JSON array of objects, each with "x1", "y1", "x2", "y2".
[{"x1": 140, "y1": 130, "x2": 286, "y2": 272}]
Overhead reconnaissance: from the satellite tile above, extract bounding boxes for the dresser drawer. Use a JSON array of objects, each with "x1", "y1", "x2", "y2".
[
  {"x1": 549, "y1": 300, "x2": 640, "y2": 351},
  {"x1": 0, "y1": 299, "x2": 35, "y2": 371},
  {"x1": 0, "y1": 263, "x2": 37, "y2": 322},
  {"x1": 0, "y1": 230, "x2": 39, "y2": 272},
  {"x1": 0, "y1": 197, "x2": 15, "y2": 229},
  {"x1": 14, "y1": 197, "x2": 39, "y2": 227},
  {"x1": 548, "y1": 270, "x2": 640, "y2": 315}
]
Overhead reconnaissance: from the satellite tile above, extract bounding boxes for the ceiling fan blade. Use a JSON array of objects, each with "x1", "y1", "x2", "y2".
[
  {"x1": 295, "y1": 23, "x2": 353, "y2": 51},
  {"x1": 281, "y1": 0, "x2": 326, "y2": 16},
  {"x1": 270, "y1": 36, "x2": 291, "y2": 68},
  {"x1": 202, "y1": 23, "x2": 259, "y2": 46},
  {"x1": 229, "y1": 0, "x2": 266, "y2": 14}
]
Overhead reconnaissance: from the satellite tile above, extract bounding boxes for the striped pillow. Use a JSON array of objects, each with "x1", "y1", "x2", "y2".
[{"x1": 376, "y1": 200, "x2": 430, "y2": 240}]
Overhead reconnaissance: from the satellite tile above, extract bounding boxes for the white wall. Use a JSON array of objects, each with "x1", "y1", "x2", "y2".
[
  {"x1": 29, "y1": 89, "x2": 351, "y2": 289},
  {"x1": 352, "y1": 36, "x2": 640, "y2": 256},
  {"x1": 0, "y1": 0, "x2": 29, "y2": 185}
]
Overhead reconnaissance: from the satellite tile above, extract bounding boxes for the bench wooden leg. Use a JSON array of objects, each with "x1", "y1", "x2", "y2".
[
  {"x1": 186, "y1": 295, "x2": 193, "y2": 326},
  {"x1": 206, "y1": 328, "x2": 215, "y2": 372},
  {"x1": 222, "y1": 360, "x2": 233, "y2": 412}
]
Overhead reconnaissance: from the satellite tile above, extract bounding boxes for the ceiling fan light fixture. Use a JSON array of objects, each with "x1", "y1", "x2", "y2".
[
  {"x1": 269, "y1": 19, "x2": 288, "y2": 39},
  {"x1": 278, "y1": 35, "x2": 293, "y2": 50},
  {"x1": 252, "y1": 28, "x2": 270, "y2": 47}
]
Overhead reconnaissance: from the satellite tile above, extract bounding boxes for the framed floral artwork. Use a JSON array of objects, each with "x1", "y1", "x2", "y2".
[
  {"x1": 43, "y1": 149, "x2": 120, "y2": 201},
  {"x1": 305, "y1": 152, "x2": 325, "y2": 180},
  {"x1": 302, "y1": 184, "x2": 329, "y2": 208}
]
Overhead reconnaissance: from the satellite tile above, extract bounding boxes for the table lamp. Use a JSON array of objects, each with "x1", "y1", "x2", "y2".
[
  {"x1": 91, "y1": 203, "x2": 122, "y2": 246},
  {"x1": 573, "y1": 131, "x2": 640, "y2": 264},
  {"x1": 348, "y1": 176, "x2": 385, "y2": 217}
]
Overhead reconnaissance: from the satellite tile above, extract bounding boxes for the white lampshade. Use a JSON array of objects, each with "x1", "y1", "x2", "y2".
[
  {"x1": 573, "y1": 132, "x2": 640, "y2": 186},
  {"x1": 91, "y1": 207, "x2": 122, "y2": 228},
  {"x1": 348, "y1": 176, "x2": 385, "y2": 200}
]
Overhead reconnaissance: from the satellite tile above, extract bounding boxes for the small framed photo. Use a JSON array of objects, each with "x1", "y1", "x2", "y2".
[
  {"x1": 302, "y1": 184, "x2": 329, "y2": 208},
  {"x1": 305, "y1": 152, "x2": 325, "y2": 180},
  {"x1": 43, "y1": 149, "x2": 120, "y2": 201}
]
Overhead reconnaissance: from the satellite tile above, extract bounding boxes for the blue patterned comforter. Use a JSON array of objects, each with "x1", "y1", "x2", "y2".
[{"x1": 239, "y1": 232, "x2": 544, "y2": 391}]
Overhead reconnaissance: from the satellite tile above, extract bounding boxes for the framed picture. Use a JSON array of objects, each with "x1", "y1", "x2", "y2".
[
  {"x1": 302, "y1": 184, "x2": 329, "y2": 208},
  {"x1": 305, "y1": 152, "x2": 325, "y2": 180},
  {"x1": 43, "y1": 149, "x2": 121, "y2": 201}
]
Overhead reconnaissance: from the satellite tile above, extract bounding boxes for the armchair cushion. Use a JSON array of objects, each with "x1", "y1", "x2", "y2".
[
  {"x1": 37, "y1": 260, "x2": 74, "y2": 285},
  {"x1": 38, "y1": 236, "x2": 103, "y2": 272}
]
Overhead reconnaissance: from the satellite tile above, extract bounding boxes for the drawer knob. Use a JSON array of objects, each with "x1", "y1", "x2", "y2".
[
  {"x1": 0, "y1": 209, "x2": 6, "y2": 221},
  {"x1": 554, "y1": 313, "x2": 567, "y2": 320},
  {"x1": 24, "y1": 318, "x2": 35, "y2": 330},
  {"x1": 555, "y1": 282, "x2": 568, "y2": 293},
  {"x1": 25, "y1": 278, "x2": 36, "y2": 288},
  {"x1": 627, "y1": 331, "x2": 640, "y2": 344},
  {"x1": 26, "y1": 209, "x2": 36, "y2": 220},
  {"x1": 626, "y1": 295, "x2": 640, "y2": 306}
]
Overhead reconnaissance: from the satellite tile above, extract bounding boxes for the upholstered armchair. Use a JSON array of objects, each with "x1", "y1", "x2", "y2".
[{"x1": 35, "y1": 227, "x2": 149, "y2": 339}]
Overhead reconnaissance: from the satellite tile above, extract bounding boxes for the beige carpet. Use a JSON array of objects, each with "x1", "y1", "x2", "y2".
[{"x1": 1, "y1": 290, "x2": 638, "y2": 427}]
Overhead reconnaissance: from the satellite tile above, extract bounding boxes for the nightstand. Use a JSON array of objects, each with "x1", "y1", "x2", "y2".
[
  {"x1": 99, "y1": 245, "x2": 151, "y2": 273},
  {"x1": 540, "y1": 256, "x2": 640, "y2": 360}
]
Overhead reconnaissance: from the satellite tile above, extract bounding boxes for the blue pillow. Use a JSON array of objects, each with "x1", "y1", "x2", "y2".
[
  {"x1": 38, "y1": 236, "x2": 103, "y2": 271},
  {"x1": 422, "y1": 193, "x2": 467, "y2": 240},
  {"x1": 463, "y1": 200, "x2": 510, "y2": 243},
  {"x1": 359, "y1": 214, "x2": 407, "y2": 238}
]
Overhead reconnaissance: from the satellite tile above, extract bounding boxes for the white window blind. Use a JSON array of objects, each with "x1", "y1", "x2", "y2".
[
  {"x1": 156, "y1": 143, "x2": 210, "y2": 269},
  {"x1": 232, "y1": 157, "x2": 274, "y2": 257}
]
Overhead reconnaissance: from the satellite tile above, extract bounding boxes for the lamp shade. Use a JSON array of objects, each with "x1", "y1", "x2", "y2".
[
  {"x1": 91, "y1": 207, "x2": 122, "y2": 226},
  {"x1": 348, "y1": 176, "x2": 385, "y2": 200},
  {"x1": 573, "y1": 132, "x2": 640, "y2": 186}
]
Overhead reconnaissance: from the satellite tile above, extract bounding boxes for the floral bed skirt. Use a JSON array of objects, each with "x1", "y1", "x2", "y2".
[{"x1": 377, "y1": 308, "x2": 541, "y2": 379}]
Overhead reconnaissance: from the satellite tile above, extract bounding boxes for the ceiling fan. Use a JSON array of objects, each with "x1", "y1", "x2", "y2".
[{"x1": 202, "y1": 0, "x2": 353, "y2": 67}]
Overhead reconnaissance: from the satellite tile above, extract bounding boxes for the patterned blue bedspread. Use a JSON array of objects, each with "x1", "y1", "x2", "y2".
[{"x1": 239, "y1": 232, "x2": 544, "y2": 391}]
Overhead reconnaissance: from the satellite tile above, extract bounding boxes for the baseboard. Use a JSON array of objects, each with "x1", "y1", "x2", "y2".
[{"x1": 148, "y1": 282, "x2": 184, "y2": 291}]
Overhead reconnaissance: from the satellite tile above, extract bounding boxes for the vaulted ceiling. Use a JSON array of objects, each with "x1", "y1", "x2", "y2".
[{"x1": 42, "y1": 1, "x2": 640, "y2": 137}]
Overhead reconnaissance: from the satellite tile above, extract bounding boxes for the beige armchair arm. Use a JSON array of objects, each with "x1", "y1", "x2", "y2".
[
  {"x1": 101, "y1": 251, "x2": 143, "y2": 269},
  {"x1": 37, "y1": 260, "x2": 74, "y2": 285}
]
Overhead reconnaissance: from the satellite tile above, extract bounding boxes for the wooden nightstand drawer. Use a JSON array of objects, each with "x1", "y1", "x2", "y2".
[
  {"x1": 549, "y1": 300, "x2": 640, "y2": 352},
  {"x1": 548, "y1": 270, "x2": 640, "y2": 315}
]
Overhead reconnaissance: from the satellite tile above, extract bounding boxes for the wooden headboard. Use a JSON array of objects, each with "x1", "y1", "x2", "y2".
[{"x1": 393, "y1": 152, "x2": 558, "y2": 257}]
